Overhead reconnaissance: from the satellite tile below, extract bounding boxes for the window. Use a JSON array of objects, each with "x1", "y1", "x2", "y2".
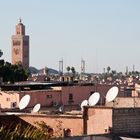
[
  {"x1": 68, "y1": 93, "x2": 74, "y2": 104},
  {"x1": 69, "y1": 93, "x2": 73, "y2": 100},
  {"x1": 11, "y1": 102, "x2": 17, "y2": 108},
  {"x1": 6, "y1": 98, "x2": 10, "y2": 101},
  {"x1": 47, "y1": 95, "x2": 52, "y2": 99}
]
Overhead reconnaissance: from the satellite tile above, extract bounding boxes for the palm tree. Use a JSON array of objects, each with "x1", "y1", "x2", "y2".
[
  {"x1": 71, "y1": 67, "x2": 76, "y2": 75},
  {"x1": 66, "y1": 66, "x2": 70, "y2": 73},
  {"x1": 0, "y1": 49, "x2": 3, "y2": 57},
  {"x1": 107, "y1": 66, "x2": 111, "y2": 73}
]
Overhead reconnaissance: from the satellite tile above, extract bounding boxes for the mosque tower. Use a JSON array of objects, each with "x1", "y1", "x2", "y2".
[{"x1": 12, "y1": 19, "x2": 29, "y2": 68}]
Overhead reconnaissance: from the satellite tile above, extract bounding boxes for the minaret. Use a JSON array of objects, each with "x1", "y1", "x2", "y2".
[
  {"x1": 12, "y1": 19, "x2": 29, "y2": 69},
  {"x1": 81, "y1": 59, "x2": 85, "y2": 74}
]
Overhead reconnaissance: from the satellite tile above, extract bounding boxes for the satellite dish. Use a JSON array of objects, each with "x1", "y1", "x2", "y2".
[
  {"x1": 19, "y1": 95, "x2": 30, "y2": 110},
  {"x1": 59, "y1": 105, "x2": 64, "y2": 113},
  {"x1": 88, "y1": 92, "x2": 100, "y2": 106},
  {"x1": 80, "y1": 100, "x2": 88, "y2": 110},
  {"x1": 106, "y1": 86, "x2": 119, "y2": 102},
  {"x1": 32, "y1": 104, "x2": 41, "y2": 113}
]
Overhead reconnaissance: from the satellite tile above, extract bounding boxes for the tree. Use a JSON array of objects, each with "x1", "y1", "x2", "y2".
[
  {"x1": 107, "y1": 66, "x2": 111, "y2": 73},
  {"x1": 0, "y1": 122, "x2": 52, "y2": 139},
  {"x1": 0, "y1": 49, "x2": 3, "y2": 57},
  {"x1": 0, "y1": 60, "x2": 4, "y2": 66},
  {"x1": 66, "y1": 66, "x2": 70, "y2": 73},
  {"x1": 71, "y1": 67, "x2": 76, "y2": 75},
  {"x1": 0, "y1": 50, "x2": 29, "y2": 83},
  {"x1": 112, "y1": 70, "x2": 116, "y2": 75},
  {"x1": 0, "y1": 60, "x2": 29, "y2": 83}
]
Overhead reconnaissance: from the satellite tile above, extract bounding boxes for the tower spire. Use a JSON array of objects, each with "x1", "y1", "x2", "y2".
[{"x1": 19, "y1": 18, "x2": 22, "y2": 23}]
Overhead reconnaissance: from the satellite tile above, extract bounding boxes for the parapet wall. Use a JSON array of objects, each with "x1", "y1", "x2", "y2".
[
  {"x1": 19, "y1": 114, "x2": 83, "y2": 137},
  {"x1": 113, "y1": 108, "x2": 140, "y2": 134},
  {"x1": 84, "y1": 107, "x2": 113, "y2": 135},
  {"x1": 1, "y1": 107, "x2": 140, "y2": 137},
  {"x1": 106, "y1": 97, "x2": 140, "y2": 108}
]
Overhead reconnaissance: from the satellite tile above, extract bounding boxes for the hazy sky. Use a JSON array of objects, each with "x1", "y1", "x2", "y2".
[{"x1": 0, "y1": 0, "x2": 140, "y2": 73}]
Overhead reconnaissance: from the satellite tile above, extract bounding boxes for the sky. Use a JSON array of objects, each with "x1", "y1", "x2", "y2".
[{"x1": 0, "y1": 0, "x2": 140, "y2": 73}]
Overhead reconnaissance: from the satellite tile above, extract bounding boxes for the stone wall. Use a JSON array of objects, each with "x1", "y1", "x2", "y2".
[
  {"x1": 113, "y1": 108, "x2": 140, "y2": 134},
  {"x1": 106, "y1": 97, "x2": 140, "y2": 108},
  {"x1": 84, "y1": 107, "x2": 140, "y2": 135}
]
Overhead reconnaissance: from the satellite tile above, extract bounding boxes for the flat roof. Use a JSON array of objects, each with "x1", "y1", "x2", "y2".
[{"x1": 0, "y1": 82, "x2": 95, "y2": 91}]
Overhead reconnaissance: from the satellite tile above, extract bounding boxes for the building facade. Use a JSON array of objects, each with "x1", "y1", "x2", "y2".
[
  {"x1": 0, "y1": 84, "x2": 112, "y2": 109},
  {"x1": 11, "y1": 19, "x2": 29, "y2": 68},
  {"x1": 18, "y1": 107, "x2": 140, "y2": 137}
]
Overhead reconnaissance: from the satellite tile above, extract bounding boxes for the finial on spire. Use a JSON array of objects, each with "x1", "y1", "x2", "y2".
[{"x1": 19, "y1": 18, "x2": 22, "y2": 23}]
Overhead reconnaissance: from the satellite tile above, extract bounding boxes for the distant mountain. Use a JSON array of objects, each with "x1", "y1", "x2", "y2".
[
  {"x1": 46, "y1": 68, "x2": 58, "y2": 75},
  {"x1": 29, "y1": 66, "x2": 58, "y2": 75},
  {"x1": 29, "y1": 66, "x2": 39, "y2": 74}
]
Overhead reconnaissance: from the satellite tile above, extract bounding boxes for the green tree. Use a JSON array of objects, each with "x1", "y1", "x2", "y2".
[
  {"x1": 111, "y1": 70, "x2": 116, "y2": 75},
  {"x1": 0, "y1": 50, "x2": 29, "y2": 83},
  {"x1": 66, "y1": 66, "x2": 70, "y2": 73},
  {"x1": 0, "y1": 123, "x2": 52, "y2": 140},
  {"x1": 0, "y1": 61, "x2": 29, "y2": 83},
  {"x1": 71, "y1": 67, "x2": 76, "y2": 75},
  {"x1": 107, "y1": 66, "x2": 111, "y2": 73},
  {"x1": 0, "y1": 49, "x2": 3, "y2": 57}
]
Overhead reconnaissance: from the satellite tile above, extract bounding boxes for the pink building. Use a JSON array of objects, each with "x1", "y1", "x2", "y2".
[
  {"x1": 18, "y1": 106, "x2": 140, "y2": 137},
  {"x1": 1, "y1": 83, "x2": 140, "y2": 138},
  {"x1": 0, "y1": 83, "x2": 112, "y2": 109}
]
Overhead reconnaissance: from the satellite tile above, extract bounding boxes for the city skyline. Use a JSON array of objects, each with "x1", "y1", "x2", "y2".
[{"x1": 0, "y1": 0, "x2": 140, "y2": 73}]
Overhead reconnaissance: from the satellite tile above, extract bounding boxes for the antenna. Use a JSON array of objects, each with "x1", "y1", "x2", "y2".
[
  {"x1": 88, "y1": 92, "x2": 100, "y2": 106},
  {"x1": 81, "y1": 59, "x2": 85, "y2": 74},
  {"x1": 59, "y1": 59, "x2": 63, "y2": 75},
  {"x1": 126, "y1": 66, "x2": 128, "y2": 75},
  {"x1": 106, "y1": 86, "x2": 119, "y2": 102},
  {"x1": 32, "y1": 103, "x2": 41, "y2": 113},
  {"x1": 80, "y1": 100, "x2": 88, "y2": 111},
  {"x1": 19, "y1": 95, "x2": 30, "y2": 110},
  {"x1": 133, "y1": 64, "x2": 135, "y2": 72}
]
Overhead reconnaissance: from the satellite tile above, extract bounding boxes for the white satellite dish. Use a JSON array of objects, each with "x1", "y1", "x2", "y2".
[
  {"x1": 59, "y1": 105, "x2": 64, "y2": 113},
  {"x1": 19, "y1": 95, "x2": 30, "y2": 110},
  {"x1": 88, "y1": 92, "x2": 100, "y2": 106},
  {"x1": 32, "y1": 103, "x2": 41, "y2": 113},
  {"x1": 106, "y1": 86, "x2": 119, "y2": 102},
  {"x1": 80, "y1": 100, "x2": 88, "y2": 110}
]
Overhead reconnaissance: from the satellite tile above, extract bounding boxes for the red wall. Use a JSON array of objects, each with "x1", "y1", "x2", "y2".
[{"x1": 61, "y1": 84, "x2": 112, "y2": 106}]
